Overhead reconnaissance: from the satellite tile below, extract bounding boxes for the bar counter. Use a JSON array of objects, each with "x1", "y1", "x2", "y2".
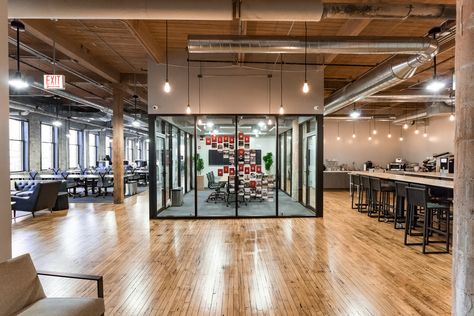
[{"x1": 350, "y1": 171, "x2": 453, "y2": 189}]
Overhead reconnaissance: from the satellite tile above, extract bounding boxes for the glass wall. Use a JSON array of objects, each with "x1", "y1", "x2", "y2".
[{"x1": 149, "y1": 114, "x2": 323, "y2": 218}]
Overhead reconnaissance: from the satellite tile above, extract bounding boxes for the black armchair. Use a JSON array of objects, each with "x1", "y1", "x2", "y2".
[{"x1": 12, "y1": 181, "x2": 61, "y2": 218}]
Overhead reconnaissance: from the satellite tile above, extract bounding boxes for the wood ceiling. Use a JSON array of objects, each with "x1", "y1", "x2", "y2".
[{"x1": 8, "y1": 0, "x2": 456, "y2": 119}]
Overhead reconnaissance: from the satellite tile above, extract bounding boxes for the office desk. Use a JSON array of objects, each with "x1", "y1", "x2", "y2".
[
  {"x1": 38, "y1": 174, "x2": 65, "y2": 180},
  {"x1": 10, "y1": 174, "x2": 30, "y2": 180}
]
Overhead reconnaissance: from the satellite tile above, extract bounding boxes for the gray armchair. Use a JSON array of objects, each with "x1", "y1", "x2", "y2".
[
  {"x1": 11, "y1": 182, "x2": 61, "y2": 218},
  {"x1": 0, "y1": 254, "x2": 104, "y2": 316}
]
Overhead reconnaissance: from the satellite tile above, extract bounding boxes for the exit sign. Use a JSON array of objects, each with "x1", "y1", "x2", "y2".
[{"x1": 43, "y1": 74, "x2": 65, "y2": 90}]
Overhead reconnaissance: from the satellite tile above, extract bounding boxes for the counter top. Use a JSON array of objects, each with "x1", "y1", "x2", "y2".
[
  {"x1": 350, "y1": 171, "x2": 453, "y2": 189},
  {"x1": 400, "y1": 171, "x2": 454, "y2": 180}
]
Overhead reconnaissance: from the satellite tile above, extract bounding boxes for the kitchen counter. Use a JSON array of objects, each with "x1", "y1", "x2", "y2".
[
  {"x1": 350, "y1": 171, "x2": 453, "y2": 189},
  {"x1": 324, "y1": 171, "x2": 350, "y2": 189},
  {"x1": 399, "y1": 171, "x2": 454, "y2": 180}
]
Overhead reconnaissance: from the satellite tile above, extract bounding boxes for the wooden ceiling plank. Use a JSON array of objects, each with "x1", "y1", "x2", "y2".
[
  {"x1": 123, "y1": 20, "x2": 164, "y2": 64},
  {"x1": 23, "y1": 19, "x2": 120, "y2": 83}
]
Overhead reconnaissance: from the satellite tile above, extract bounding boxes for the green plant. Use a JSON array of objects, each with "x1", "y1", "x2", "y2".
[
  {"x1": 194, "y1": 154, "x2": 204, "y2": 175},
  {"x1": 262, "y1": 152, "x2": 273, "y2": 173}
]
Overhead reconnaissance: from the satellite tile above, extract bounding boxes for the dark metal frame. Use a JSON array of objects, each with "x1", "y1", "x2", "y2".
[
  {"x1": 148, "y1": 114, "x2": 324, "y2": 219},
  {"x1": 37, "y1": 270, "x2": 104, "y2": 298}
]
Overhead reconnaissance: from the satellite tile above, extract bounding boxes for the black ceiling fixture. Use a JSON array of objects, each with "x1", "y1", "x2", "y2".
[
  {"x1": 186, "y1": 52, "x2": 191, "y2": 114},
  {"x1": 279, "y1": 55, "x2": 284, "y2": 115},
  {"x1": 302, "y1": 22, "x2": 309, "y2": 94},
  {"x1": 9, "y1": 20, "x2": 29, "y2": 89},
  {"x1": 163, "y1": 20, "x2": 171, "y2": 93}
]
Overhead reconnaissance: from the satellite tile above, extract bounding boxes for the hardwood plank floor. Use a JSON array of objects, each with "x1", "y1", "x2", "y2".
[{"x1": 11, "y1": 191, "x2": 451, "y2": 315}]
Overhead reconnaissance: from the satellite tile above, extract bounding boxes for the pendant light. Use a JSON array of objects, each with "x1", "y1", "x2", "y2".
[
  {"x1": 426, "y1": 32, "x2": 445, "y2": 93},
  {"x1": 352, "y1": 122, "x2": 356, "y2": 138},
  {"x1": 302, "y1": 22, "x2": 309, "y2": 94},
  {"x1": 367, "y1": 121, "x2": 372, "y2": 141},
  {"x1": 414, "y1": 119, "x2": 420, "y2": 134},
  {"x1": 372, "y1": 118, "x2": 377, "y2": 135},
  {"x1": 279, "y1": 55, "x2": 284, "y2": 115},
  {"x1": 349, "y1": 103, "x2": 361, "y2": 118},
  {"x1": 132, "y1": 74, "x2": 140, "y2": 127},
  {"x1": 197, "y1": 62, "x2": 202, "y2": 125},
  {"x1": 399, "y1": 126, "x2": 404, "y2": 142},
  {"x1": 66, "y1": 104, "x2": 71, "y2": 138},
  {"x1": 163, "y1": 21, "x2": 171, "y2": 93},
  {"x1": 449, "y1": 113, "x2": 455, "y2": 122},
  {"x1": 267, "y1": 74, "x2": 273, "y2": 125},
  {"x1": 9, "y1": 20, "x2": 29, "y2": 89},
  {"x1": 403, "y1": 105, "x2": 409, "y2": 129},
  {"x1": 336, "y1": 121, "x2": 340, "y2": 141},
  {"x1": 185, "y1": 52, "x2": 191, "y2": 114},
  {"x1": 423, "y1": 121, "x2": 428, "y2": 138},
  {"x1": 387, "y1": 121, "x2": 392, "y2": 138}
]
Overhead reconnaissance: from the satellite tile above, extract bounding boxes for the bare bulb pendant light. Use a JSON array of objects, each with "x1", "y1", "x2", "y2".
[
  {"x1": 387, "y1": 121, "x2": 392, "y2": 138},
  {"x1": 302, "y1": 22, "x2": 309, "y2": 94},
  {"x1": 399, "y1": 126, "x2": 404, "y2": 141},
  {"x1": 279, "y1": 56, "x2": 285, "y2": 115},
  {"x1": 423, "y1": 120, "x2": 428, "y2": 137},
  {"x1": 163, "y1": 21, "x2": 171, "y2": 93},
  {"x1": 372, "y1": 118, "x2": 377, "y2": 135},
  {"x1": 336, "y1": 121, "x2": 340, "y2": 141},
  {"x1": 186, "y1": 52, "x2": 191, "y2": 114},
  {"x1": 352, "y1": 122, "x2": 356, "y2": 138},
  {"x1": 132, "y1": 74, "x2": 140, "y2": 127},
  {"x1": 267, "y1": 74, "x2": 273, "y2": 125},
  {"x1": 426, "y1": 32, "x2": 445, "y2": 93},
  {"x1": 9, "y1": 20, "x2": 29, "y2": 89},
  {"x1": 368, "y1": 121, "x2": 372, "y2": 141}
]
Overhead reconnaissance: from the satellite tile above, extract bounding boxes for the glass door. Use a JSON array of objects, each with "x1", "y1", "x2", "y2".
[
  {"x1": 306, "y1": 135, "x2": 317, "y2": 209},
  {"x1": 156, "y1": 135, "x2": 165, "y2": 211}
]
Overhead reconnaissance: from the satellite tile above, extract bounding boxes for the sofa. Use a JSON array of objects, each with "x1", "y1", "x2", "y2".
[
  {"x1": 14, "y1": 180, "x2": 69, "y2": 213},
  {"x1": 11, "y1": 182, "x2": 61, "y2": 218},
  {"x1": 0, "y1": 254, "x2": 104, "y2": 316}
]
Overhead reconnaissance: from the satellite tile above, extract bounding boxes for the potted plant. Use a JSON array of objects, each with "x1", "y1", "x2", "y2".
[
  {"x1": 194, "y1": 154, "x2": 205, "y2": 191},
  {"x1": 262, "y1": 152, "x2": 273, "y2": 174}
]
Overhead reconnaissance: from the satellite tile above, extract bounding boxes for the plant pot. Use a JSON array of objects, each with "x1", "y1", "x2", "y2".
[{"x1": 196, "y1": 175, "x2": 205, "y2": 191}]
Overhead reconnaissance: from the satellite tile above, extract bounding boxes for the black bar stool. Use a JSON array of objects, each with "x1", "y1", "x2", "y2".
[
  {"x1": 405, "y1": 186, "x2": 451, "y2": 254},
  {"x1": 394, "y1": 181, "x2": 408, "y2": 229},
  {"x1": 350, "y1": 174, "x2": 364, "y2": 210},
  {"x1": 369, "y1": 177, "x2": 395, "y2": 221},
  {"x1": 359, "y1": 176, "x2": 371, "y2": 213}
]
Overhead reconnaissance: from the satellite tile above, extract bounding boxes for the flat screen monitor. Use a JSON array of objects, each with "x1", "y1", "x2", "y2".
[
  {"x1": 123, "y1": 160, "x2": 129, "y2": 166},
  {"x1": 97, "y1": 161, "x2": 108, "y2": 168}
]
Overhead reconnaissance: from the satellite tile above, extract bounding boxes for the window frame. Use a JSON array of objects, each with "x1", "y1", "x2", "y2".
[
  {"x1": 40, "y1": 122, "x2": 58, "y2": 171},
  {"x1": 9, "y1": 118, "x2": 29, "y2": 172}
]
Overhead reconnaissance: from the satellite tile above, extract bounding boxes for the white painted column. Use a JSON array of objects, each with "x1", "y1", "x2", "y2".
[{"x1": 0, "y1": 0, "x2": 12, "y2": 262}]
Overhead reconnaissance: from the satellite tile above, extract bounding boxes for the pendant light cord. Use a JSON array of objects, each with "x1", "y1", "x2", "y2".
[
  {"x1": 187, "y1": 51, "x2": 190, "y2": 106},
  {"x1": 165, "y1": 21, "x2": 169, "y2": 82},
  {"x1": 304, "y1": 22, "x2": 307, "y2": 82},
  {"x1": 198, "y1": 62, "x2": 202, "y2": 113},
  {"x1": 268, "y1": 74, "x2": 272, "y2": 114},
  {"x1": 280, "y1": 55, "x2": 283, "y2": 106},
  {"x1": 16, "y1": 23, "x2": 20, "y2": 73}
]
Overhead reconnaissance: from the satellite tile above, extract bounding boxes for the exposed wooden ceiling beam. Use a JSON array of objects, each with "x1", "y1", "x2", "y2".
[
  {"x1": 123, "y1": 20, "x2": 164, "y2": 64},
  {"x1": 22, "y1": 19, "x2": 120, "y2": 83}
]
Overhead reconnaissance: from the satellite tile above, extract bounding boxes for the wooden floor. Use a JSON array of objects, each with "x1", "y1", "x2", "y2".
[{"x1": 12, "y1": 191, "x2": 452, "y2": 315}]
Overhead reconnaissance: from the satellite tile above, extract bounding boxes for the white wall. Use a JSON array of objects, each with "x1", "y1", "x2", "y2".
[
  {"x1": 1, "y1": 0, "x2": 11, "y2": 262},
  {"x1": 148, "y1": 56, "x2": 324, "y2": 115},
  {"x1": 324, "y1": 120, "x2": 402, "y2": 169},
  {"x1": 400, "y1": 116, "x2": 455, "y2": 162},
  {"x1": 323, "y1": 116, "x2": 456, "y2": 169}
]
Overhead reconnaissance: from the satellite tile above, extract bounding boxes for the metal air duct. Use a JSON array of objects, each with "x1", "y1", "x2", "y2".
[
  {"x1": 392, "y1": 102, "x2": 453, "y2": 124},
  {"x1": 187, "y1": 35, "x2": 438, "y2": 55},
  {"x1": 362, "y1": 94, "x2": 454, "y2": 104}
]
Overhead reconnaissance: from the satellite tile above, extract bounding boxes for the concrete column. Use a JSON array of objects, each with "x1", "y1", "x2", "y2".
[
  {"x1": 28, "y1": 115, "x2": 41, "y2": 171},
  {"x1": 453, "y1": 1, "x2": 474, "y2": 314},
  {"x1": 112, "y1": 85, "x2": 125, "y2": 204},
  {"x1": 291, "y1": 119, "x2": 299, "y2": 201},
  {"x1": 58, "y1": 122, "x2": 67, "y2": 169},
  {"x1": 0, "y1": 0, "x2": 12, "y2": 262}
]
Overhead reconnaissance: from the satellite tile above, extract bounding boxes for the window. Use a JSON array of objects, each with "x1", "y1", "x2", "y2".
[
  {"x1": 68, "y1": 129, "x2": 83, "y2": 168},
  {"x1": 9, "y1": 119, "x2": 28, "y2": 172},
  {"x1": 136, "y1": 140, "x2": 142, "y2": 161},
  {"x1": 126, "y1": 139, "x2": 133, "y2": 162},
  {"x1": 88, "y1": 133, "x2": 98, "y2": 167},
  {"x1": 145, "y1": 140, "x2": 149, "y2": 163},
  {"x1": 106, "y1": 136, "x2": 112, "y2": 158},
  {"x1": 41, "y1": 123, "x2": 58, "y2": 170}
]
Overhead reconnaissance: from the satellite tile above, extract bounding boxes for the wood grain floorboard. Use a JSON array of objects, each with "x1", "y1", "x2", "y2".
[{"x1": 11, "y1": 191, "x2": 451, "y2": 315}]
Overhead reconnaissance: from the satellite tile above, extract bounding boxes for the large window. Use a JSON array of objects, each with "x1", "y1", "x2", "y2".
[
  {"x1": 106, "y1": 136, "x2": 112, "y2": 158},
  {"x1": 126, "y1": 139, "x2": 133, "y2": 162},
  {"x1": 136, "y1": 139, "x2": 143, "y2": 161},
  {"x1": 41, "y1": 123, "x2": 58, "y2": 170},
  {"x1": 88, "y1": 133, "x2": 98, "y2": 167},
  {"x1": 9, "y1": 118, "x2": 28, "y2": 172},
  {"x1": 68, "y1": 129, "x2": 83, "y2": 169}
]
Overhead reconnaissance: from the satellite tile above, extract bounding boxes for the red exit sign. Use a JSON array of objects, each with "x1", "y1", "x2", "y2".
[{"x1": 43, "y1": 74, "x2": 65, "y2": 90}]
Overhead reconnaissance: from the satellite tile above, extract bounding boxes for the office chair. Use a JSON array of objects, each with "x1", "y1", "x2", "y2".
[{"x1": 206, "y1": 172, "x2": 226, "y2": 203}]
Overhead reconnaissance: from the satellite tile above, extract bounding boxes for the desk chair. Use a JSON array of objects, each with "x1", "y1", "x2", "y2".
[
  {"x1": 96, "y1": 172, "x2": 114, "y2": 197},
  {"x1": 206, "y1": 172, "x2": 226, "y2": 203}
]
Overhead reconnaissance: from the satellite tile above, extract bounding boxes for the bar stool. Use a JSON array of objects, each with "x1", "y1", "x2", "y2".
[
  {"x1": 369, "y1": 177, "x2": 395, "y2": 221},
  {"x1": 359, "y1": 176, "x2": 371, "y2": 213},
  {"x1": 350, "y1": 174, "x2": 364, "y2": 210},
  {"x1": 394, "y1": 181, "x2": 408, "y2": 229},
  {"x1": 405, "y1": 186, "x2": 451, "y2": 254}
]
